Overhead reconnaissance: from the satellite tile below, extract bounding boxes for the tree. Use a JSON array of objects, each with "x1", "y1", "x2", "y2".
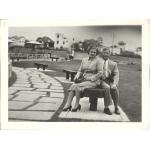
[
  {"x1": 36, "y1": 36, "x2": 54, "y2": 49},
  {"x1": 118, "y1": 41, "x2": 126, "y2": 53},
  {"x1": 71, "y1": 42, "x2": 80, "y2": 51},
  {"x1": 136, "y1": 47, "x2": 142, "y2": 52},
  {"x1": 82, "y1": 39, "x2": 99, "y2": 52}
]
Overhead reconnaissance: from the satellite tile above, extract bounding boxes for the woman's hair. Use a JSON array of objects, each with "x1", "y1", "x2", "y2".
[{"x1": 87, "y1": 46, "x2": 99, "y2": 55}]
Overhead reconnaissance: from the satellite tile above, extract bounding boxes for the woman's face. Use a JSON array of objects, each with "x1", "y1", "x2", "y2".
[{"x1": 89, "y1": 49, "x2": 97, "y2": 58}]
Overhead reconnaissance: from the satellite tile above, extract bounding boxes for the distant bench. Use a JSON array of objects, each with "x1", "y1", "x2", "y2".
[
  {"x1": 34, "y1": 63, "x2": 48, "y2": 70},
  {"x1": 11, "y1": 56, "x2": 26, "y2": 62},
  {"x1": 50, "y1": 56, "x2": 59, "y2": 61},
  {"x1": 63, "y1": 69, "x2": 107, "y2": 111}
]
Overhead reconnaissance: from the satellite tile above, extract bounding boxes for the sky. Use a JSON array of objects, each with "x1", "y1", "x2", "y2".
[{"x1": 9, "y1": 26, "x2": 141, "y2": 51}]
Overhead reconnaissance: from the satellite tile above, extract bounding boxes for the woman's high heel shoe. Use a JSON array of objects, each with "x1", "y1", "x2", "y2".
[
  {"x1": 71, "y1": 104, "x2": 81, "y2": 112},
  {"x1": 63, "y1": 105, "x2": 72, "y2": 111}
]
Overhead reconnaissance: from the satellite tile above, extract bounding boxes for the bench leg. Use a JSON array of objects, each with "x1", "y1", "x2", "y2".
[
  {"x1": 89, "y1": 97, "x2": 98, "y2": 111},
  {"x1": 71, "y1": 73, "x2": 75, "y2": 81},
  {"x1": 43, "y1": 66, "x2": 45, "y2": 70},
  {"x1": 37, "y1": 65, "x2": 39, "y2": 69},
  {"x1": 66, "y1": 72, "x2": 70, "y2": 80}
]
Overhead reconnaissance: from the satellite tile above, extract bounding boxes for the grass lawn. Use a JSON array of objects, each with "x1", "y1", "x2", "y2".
[
  {"x1": 9, "y1": 71, "x2": 17, "y2": 87},
  {"x1": 11, "y1": 55, "x2": 141, "y2": 122}
]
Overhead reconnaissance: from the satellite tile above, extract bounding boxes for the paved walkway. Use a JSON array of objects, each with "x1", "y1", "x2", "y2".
[
  {"x1": 9, "y1": 67, "x2": 64, "y2": 121},
  {"x1": 9, "y1": 67, "x2": 130, "y2": 122}
]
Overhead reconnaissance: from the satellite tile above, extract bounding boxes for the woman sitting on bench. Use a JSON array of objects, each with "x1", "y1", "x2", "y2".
[{"x1": 63, "y1": 47, "x2": 104, "y2": 112}]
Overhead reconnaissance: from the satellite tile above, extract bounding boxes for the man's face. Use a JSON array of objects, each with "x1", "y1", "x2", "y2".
[{"x1": 102, "y1": 49, "x2": 110, "y2": 60}]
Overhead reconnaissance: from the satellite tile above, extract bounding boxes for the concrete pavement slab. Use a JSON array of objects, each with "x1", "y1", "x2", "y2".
[
  {"x1": 9, "y1": 101, "x2": 33, "y2": 110},
  {"x1": 8, "y1": 89, "x2": 18, "y2": 95},
  {"x1": 33, "y1": 84, "x2": 49, "y2": 89},
  {"x1": 9, "y1": 111, "x2": 53, "y2": 121},
  {"x1": 15, "y1": 81, "x2": 30, "y2": 84},
  {"x1": 50, "y1": 86, "x2": 64, "y2": 90},
  {"x1": 50, "y1": 92, "x2": 64, "y2": 98},
  {"x1": 17, "y1": 91, "x2": 47, "y2": 95},
  {"x1": 51, "y1": 83, "x2": 62, "y2": 87},
  {"x1": 27, "y1": 102, "x2": 61, "y2": 111},
  {"x1": 12, "y1": 83, "x2": 31, "y2": 88},
  {"x1": 8, "y1": 95, "x2": 16, "y2": 100},
  {"x1": 9, "y1": 87, "x2": 35, "y2": 91},
  {"x1": 38, "y1": 97, "x2": 64, "y2": 103},
  {"x1": 59, "y1": 97, "x2": 129, "y2": 122},
  {"x1": 13, "y1": 94, "x2": 41, "y2": 101},
  {"x1": 36, "y1": 88, "x2": 64, "y2": 93}
]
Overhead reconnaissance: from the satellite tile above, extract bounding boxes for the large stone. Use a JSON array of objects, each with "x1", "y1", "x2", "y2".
[
  {"x1": 9, "y1": 111, "x2": 53, "y2": 121},
  {"x1": 9, "y1": 87, "x2": 35, "y2": 91},
  {"x1": 9, "y1": 101, "x2": 33, "y2": 110},
  {"x1": 18, "y1": 91, "x2": 47, "y2": 95},
  {"x1": 15, "y1": 81, "x2": 30, "y2": 84},
  {"x1": 13, "y1": 94, "x2": 41, "y2": 101},
  {"x1": 27, "y1": 102, "x2": 61, "y2": 111},
  {"x1": 33, "y1": 84, "x2": 49, "y2": 89},
  {"x1": 50, "y1": 92, "x2": 64, "y2": 98},
  {"x1": 12, "y1": 83, "x2": 31, "y2": 88},
  {"x1": 8, "y1": 89, "x2": 18, "y2": 95},
  {"x1": 36, "y1": 88, "x2": 64, "y2": 93},
  {"x1": 51, "y1": 83, "x2": 62, "y2": 87},
  {"x1": 8, "y1": 95, "x2": 15, "y2": 100},
  {"x1": 50, "y1": 86, "x2": 64, "y2": 90},
  {"x1": 38, "y1": 97, "x2": 64, "y2": 103}
]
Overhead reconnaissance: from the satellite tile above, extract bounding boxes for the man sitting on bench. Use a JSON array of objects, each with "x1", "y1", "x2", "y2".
[{"x1": 98, "y1": 48, "x2": 120, "y2": 115}]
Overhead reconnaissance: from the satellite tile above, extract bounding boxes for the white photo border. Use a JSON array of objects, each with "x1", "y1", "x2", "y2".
[{"x1": 1, "y1": 19, "x2": 150, "y2": 130}]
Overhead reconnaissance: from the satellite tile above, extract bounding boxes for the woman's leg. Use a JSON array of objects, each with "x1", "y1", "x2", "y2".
[
  {"x1": 64, "y1": 91, "x2": 75, "y2": 107},
  {"x1": 73, "y1": 90, "x2": 81, "y2": 109}
]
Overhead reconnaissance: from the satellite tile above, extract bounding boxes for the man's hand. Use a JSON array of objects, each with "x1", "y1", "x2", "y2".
[{"x1": 101, "y1": 75, "x2": 106, "y2": 80}]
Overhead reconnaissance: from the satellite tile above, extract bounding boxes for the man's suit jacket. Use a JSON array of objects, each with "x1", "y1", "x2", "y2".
[{"x1": 106, "y1": 59, "x2": 119, "y2": 86}]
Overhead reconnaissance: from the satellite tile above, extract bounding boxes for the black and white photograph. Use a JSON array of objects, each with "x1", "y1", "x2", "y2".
[{"x1": 7, "y1": 23, "x2": 142, "y2": 123}]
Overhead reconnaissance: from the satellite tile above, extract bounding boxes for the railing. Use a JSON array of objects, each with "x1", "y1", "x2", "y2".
[{"x1": 8, "y1": 53, "x2": 51, "y2": 60}]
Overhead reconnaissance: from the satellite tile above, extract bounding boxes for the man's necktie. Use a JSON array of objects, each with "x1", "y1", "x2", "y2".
[{"x1": 103, "y1": 60, "x2": 108, "y2": 77}]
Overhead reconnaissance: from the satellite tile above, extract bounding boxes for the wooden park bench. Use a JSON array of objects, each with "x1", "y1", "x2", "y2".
[
  {"x1": 11, "y1": 56, "x2": 26, "y2": 62},
  {"x1": 50, "y1": 56, "x2": 59, "y2": 62},
  {"x1": 63, "y1": 69, "x2": 77, "y2": 81},
  {"x1": 34, "y1": 63, "x2": 48, "y2": 70},
  {"x1": 83, "y1": 88, "x2": 106, "y2": 111},
  {"x1": 63, "y1": 69, "x2": 107, "y2": 111}
]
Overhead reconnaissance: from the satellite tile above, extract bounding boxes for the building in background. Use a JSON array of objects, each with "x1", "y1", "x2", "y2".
[
  {"x1": 54, "y1": 33, "x2": 69, "y2": 49},
  {"x1": 9, "y1": 36, "x2": 27, "y2": 47},
  {"x1": 110, "y1": 45, "x2": 121, "y2": 55},
  {"x1": 134, "y1": 47, "x2": 142, "y2": 56}
]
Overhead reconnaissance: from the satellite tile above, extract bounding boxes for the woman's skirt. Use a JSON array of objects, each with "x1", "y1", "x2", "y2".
[{"x1": 68, "y1": 81, "x2": 97, "y2": 93}]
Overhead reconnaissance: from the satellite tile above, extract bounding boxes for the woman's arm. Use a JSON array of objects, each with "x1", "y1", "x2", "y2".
[
  {"x1": 85, "y1": 58, "x2": 104, "y2": 81},
  {"x1": 74, "y1": 59, "x2": 84, "y2": 79}
]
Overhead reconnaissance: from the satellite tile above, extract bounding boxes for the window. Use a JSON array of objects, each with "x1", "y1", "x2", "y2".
[
  {"x1": 57, "y1": 41, "x2": 59, "y2": 44},
  {"x1": 57, "y1": 35, "x2": 59, "y2": 38}
]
